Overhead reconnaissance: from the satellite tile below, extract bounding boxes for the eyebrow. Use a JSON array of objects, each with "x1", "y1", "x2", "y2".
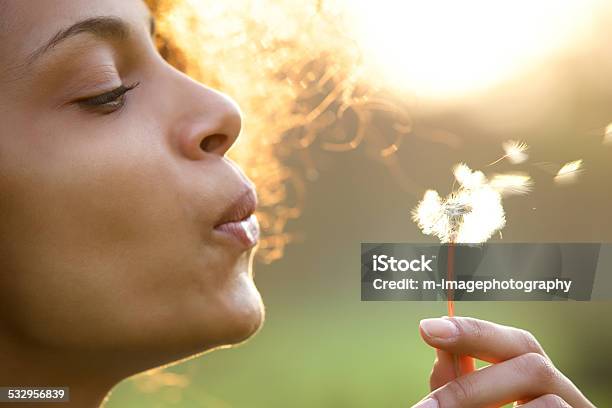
[{"x1": 26, "y1": 15, "x2": 155, "y2": 65}]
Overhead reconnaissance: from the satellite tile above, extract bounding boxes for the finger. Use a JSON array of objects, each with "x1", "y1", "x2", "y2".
[
  {"x1": 515, "y1": 394, "x2": 571, "y2": 407},
  {"x1": 430, "y1": 349, "x2": 455, "y2": 391},
  {"x1": 419, "y1": 316, "x2": 547, "y2": 364},
  {"x1": 430, "y1": 349, "x2": 475, "y2": 391},
  {"x1": 412, "y1": 352, "x2": 594, "y2": 408}
]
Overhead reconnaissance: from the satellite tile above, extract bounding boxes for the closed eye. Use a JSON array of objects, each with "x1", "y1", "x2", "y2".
[{"x1": 75, "y1": 82, "x2": 140, "y2": 114}]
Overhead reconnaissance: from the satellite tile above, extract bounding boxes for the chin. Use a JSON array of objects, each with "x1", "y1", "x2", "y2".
[
  {"x1": 107, "y1": 263, "x2": 265, "y2": 378},
  {"x1": 143, "y1": 252, "x2": 264, "y2": 368},
  {"x1": 190, "y1": 266, "x2": 265, "y2": 354},
  {"x1": 218, "y1": 272, "x2": 265, "y2": 346},
  {"x1": 143, "y1": 274, "x2": 264, "y2": 372}
]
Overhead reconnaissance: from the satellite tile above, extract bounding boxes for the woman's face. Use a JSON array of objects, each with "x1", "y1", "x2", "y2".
[{"x1": 0, "y1": 0, "x2": 263, "y2": 372}]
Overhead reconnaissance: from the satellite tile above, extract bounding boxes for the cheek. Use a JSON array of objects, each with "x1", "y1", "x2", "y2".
[
  {"x1": 0, "y1": 148, "x2": 190, "y2": 344},
  {"x1": 0, "y1": 122, "x2": 262, "y2": 357}
]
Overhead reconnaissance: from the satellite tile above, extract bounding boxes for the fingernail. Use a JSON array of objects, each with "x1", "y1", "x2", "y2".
[
  {"x1": 412, "y1": 397, "x2": 438, "y2": 408},
  {"x1": 420, "y1": 318, "x2": 459, "y2": 339}
]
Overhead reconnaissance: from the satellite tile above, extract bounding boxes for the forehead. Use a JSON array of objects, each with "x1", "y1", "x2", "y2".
[{"x1": 0, "y1": 0, "x2": 149, "y2": 68}]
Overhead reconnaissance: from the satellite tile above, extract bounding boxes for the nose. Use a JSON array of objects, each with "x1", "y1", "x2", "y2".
[{"x1": 174, "y1": 83, "x2": 242, "y2": 161}]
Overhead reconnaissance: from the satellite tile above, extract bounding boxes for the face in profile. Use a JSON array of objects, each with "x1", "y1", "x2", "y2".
[{"x1": 0, "y1": 0, "x2": 263, "y2": 379}]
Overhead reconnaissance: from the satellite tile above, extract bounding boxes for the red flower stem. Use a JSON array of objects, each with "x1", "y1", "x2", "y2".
[
  {"x1": 447, "y1": 242, "x2": 455, "y2": 318},
  {"x1": 446, "y1": 241, "x2": 461, "y2": 378}
]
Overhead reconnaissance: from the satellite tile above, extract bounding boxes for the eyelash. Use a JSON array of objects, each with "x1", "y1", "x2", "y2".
[{"x1": 75, "y1": 82, "x2": 140, "y2": 114}]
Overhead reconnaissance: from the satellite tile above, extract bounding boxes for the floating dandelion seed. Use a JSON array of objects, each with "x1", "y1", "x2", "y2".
[
  {"x1": 504, "y1": 140, "x2": 529, "y2": 164},
  {"x1": 554, "y1": 159, "x2": 583, "y2": 185},
  {"x1": 488, "y1": 140, "x2": 529, "y2": 166},
  {"x1": 453, "y1": 162, "x2": 486, "y2": 189},
  {"x1": 490, "y1": 173, "x2": 533, "y2": 196},
  {"x1": 604, "y1": 123, "x2": 612, "y2": 145}
]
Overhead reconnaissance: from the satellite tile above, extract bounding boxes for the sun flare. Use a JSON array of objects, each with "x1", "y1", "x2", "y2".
[{"x1": 345, "y1": 0, "x2": 604, "y2": 99}]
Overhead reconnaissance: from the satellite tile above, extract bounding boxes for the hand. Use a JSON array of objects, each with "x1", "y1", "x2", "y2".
[{"x1": 412, "y1": 317, "x2": 596, "y2": 408}]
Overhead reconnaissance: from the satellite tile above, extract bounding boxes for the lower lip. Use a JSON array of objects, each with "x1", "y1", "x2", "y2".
[{"x1": 214, "y1": 214, "x2": 260, "y2": 248}]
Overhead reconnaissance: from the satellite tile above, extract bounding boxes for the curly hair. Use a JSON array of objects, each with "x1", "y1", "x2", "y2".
[{"x1": 144, "y1": 0, "x2": 187, "y2": 72}]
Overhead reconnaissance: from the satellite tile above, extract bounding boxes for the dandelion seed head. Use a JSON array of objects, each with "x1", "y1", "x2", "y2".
[
  {"x1": 443, "y1": 193, "x2": 472, "y2": 218},
  {"x1": 413, "y1": 164, "x2": 509, "y2": 244},
  {"x1": 443, "y1": 191, "x2": 474, "y2": 242},
  {"x1": 502, "y1": 140, "x2": 529, "y2": 164}
]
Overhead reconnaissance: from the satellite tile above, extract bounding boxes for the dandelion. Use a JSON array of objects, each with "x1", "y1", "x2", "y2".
[
  {"x1": 554, "y1": 159, "x2": 583, "y2": 184},
  {"x1": 488, "y1": 140, "x2": 529, "y2": 166},
  {"x1": 412, "y1": 163, "x2": 523, "y2": 378},
  {"x1": 412, "y1": 164, "x2": 506, "y2": 244}
]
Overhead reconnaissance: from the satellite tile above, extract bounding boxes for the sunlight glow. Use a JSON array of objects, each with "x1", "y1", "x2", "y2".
[{"x1": 346, "y1": 0, "x2": 603, "y2": 99}]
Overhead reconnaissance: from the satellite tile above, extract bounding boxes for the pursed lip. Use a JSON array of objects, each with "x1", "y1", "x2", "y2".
[
  {"x1": 213, "y1": 186, "x2": 259, "y2": 248},
  {"x1": 215, "y1": 187, "x2": 257, "y2": 226}
]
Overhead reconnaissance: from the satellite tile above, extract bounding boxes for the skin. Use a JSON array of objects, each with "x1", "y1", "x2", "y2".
[
  {"x1": 413, "y1": 317, "x2": 596, "y2": 408},
  {"x1": 0, "y1": 0, "x2": 263, "y2": 406}
]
